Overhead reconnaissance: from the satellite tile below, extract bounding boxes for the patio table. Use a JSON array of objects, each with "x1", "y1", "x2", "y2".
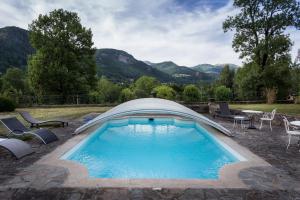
[{"x1": 242, "y1": 110, "x2": 263, "y2": 129}]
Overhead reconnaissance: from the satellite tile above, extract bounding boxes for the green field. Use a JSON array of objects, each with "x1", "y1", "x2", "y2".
[
  {"x1": 0, "y1": 106, "x2": 113, "y2": 137},
  {"x1": 230, "y1": 104, "x2": 300, "y2": 116}
]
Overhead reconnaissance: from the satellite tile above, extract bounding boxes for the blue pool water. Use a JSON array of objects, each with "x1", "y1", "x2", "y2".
[{"x1": 63, "y1": 118, "x2": 241, "y2": 179}]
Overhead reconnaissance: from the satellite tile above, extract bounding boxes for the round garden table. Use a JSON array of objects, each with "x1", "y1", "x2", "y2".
[{"x1": 242, "y1": 110, "x2": 263, "y2": 129}]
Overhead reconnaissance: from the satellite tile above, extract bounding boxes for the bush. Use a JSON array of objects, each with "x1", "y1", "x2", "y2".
[
  {"x1": 134, "y1": 88, "x2": 148, "y2": 98},
  {"x1": 119, "y1": 88, "x2": 135, "y2": 102},
  {"x1": 96, "y1": 77, "x2": 121, "y2": 103},
  {"x1": 0, "y1": 96, "x2": 16, "y2": 112},
  {"x1": 183, "y1": 84, "x2": 200, "y2": 102},
  {"x1": 214, "y1": 85, "x2": 232, "y2": 101},
  {"x1": 134, "y1": 76, "x2": 160, "y2": 97},
  {"x1": 153, "y1": 85, "x2": 176, "y2": 100}
]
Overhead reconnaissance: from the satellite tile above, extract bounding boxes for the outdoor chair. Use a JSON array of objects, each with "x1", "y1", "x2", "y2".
[
  {"x1": 0, "y1": 138, "x2": 34, "y2": 159},
  {"x1": 259, "y1": 109, "x2": 276, "y2": 131},
  {"x1": 19, "y1": 111, "x2": 68, "y2": 128},
  {"x1": 0, "y1": 117, "x2": 58, "y2": 144},
  {"x1": 214, "y1": 102, "x2": 235, "y2": 119},
  {"x1": 215, "y1": 102, "x2": 249, "y2": 122},
  {"x1": 283, "y1": 116, "x2": 300, "y2": 150}
]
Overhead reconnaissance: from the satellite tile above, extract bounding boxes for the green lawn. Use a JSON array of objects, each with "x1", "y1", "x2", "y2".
[
  {"x1": 0, "y1": 106, "x2": 113, "y2": 137},
  {"x1": 230, "y1": 104, "x2": 300, "y2": 116},
  {"x1": 15, "y1": 106, "x2": 113, "y2": 120}
]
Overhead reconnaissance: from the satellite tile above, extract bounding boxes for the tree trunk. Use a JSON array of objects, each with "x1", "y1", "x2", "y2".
[{"x1": 266, "y1": 87, "x2": 277, "y2": 104}]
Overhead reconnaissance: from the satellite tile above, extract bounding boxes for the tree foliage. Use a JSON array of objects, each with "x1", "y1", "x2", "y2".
[
  {"x1": 153, "y1": 85, "x2": 176, "y2": 100},
  {"x1": 28, "y1": 9, "x2": 96, "y2": 101},
  {"x1": 1, "y1": 67, "x2": 26, "y2": 92},
  {"x1": 134, "y1": 76, "x2": 160, "y2": 98},
  {"x1": 218, "y1": 65, "x2": 235, "y2": 89},
  {"x1": 234, "y1": 63, "x2": 262, "y2": 100},
  {"x1": 0, "y1": 96, "x2": 16, "y2": 112},
  {"x1": 183, "y1": 84, "x2": 200, "y2": 102},
  {"x1": 223, "y1": 0, "x2": 300, "y2": 102},
  {"x1": 1, "y1": 67, "x2": 28, "y2": 104},
  {"x1": 215, "y1": 85, "x2": 232, "y2": 101},
  {"x1": 119, "y1": 88, "x2": 135, "y2": 102},
  {"x1": 95, "y1": 77, "x2": 121, "y2": 103}
]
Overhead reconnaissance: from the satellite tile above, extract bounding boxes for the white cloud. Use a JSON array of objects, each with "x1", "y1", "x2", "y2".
[{"x1": 0, "y1": 0, "x2": 299, "y2": 66}]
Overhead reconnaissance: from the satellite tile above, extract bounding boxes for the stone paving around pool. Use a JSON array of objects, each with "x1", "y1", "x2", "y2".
[{"x1": 0, "y1": 113, "x2": 300, "y2": 199}]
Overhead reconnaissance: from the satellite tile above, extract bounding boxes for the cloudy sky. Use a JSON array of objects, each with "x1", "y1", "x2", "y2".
[{"x1": 0, "y1": 0, "x2": 299, "y2": 66}]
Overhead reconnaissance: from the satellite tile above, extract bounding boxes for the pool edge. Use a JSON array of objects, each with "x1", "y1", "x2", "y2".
[{"x1": 37, "y1": 115, "x2": 271, "y2": 189}]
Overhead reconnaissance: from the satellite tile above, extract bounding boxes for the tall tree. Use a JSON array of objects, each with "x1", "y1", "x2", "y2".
[
  {"x1": 234, "y1": 63, "x2": 263, "y2": 100},
  {"x1": 219, "y1": 65, "x2": 235, "y2": 89},
  {"x1": 28, "y1": 9, "x2": 96, "y2": 102},
  {"x1": 223, "y1": 0, "x2": 300, "y2": 103}
]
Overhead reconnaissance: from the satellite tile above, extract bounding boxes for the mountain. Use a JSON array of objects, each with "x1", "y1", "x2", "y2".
[
  {"x1": 0, "y1": 26, "x2": 34, "y2": 73},
  {"x1": 192, "y1": 63, "x2": 239, "y2": 75},
  {"x1": 0, "y1": 25, "x2": 239, "y2": 84},
  {"x1": 95, "y1": 49, "x2": 173, "y2": 83},
  {"x1": 148, "y1": 61, "x2": 213, "y2": 83}
]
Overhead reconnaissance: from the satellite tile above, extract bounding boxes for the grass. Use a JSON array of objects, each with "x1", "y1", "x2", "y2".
[
  {"x1": 0, "y1": 106, "x2": 113, "y2": 137},
  {"x1": 16, "y1": 106, "x2": 113, "y2": 120},
  {"x1": 230, "y1": 104, "x2": 300, "y2": 116}
]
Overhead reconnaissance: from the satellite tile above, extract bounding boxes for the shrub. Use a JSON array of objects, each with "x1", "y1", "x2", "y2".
[
  {"x1": 153, "y1": 85, "x2": 176, "y2": 100},
  {"x1": 134, "y1": 88, "x2": 148, "y2": 98},
  {"x1": 134, "y1": 76, "x2": 160, "y2": 97},
  {"x1": 119, "y1": 88, "x2": 135, "y2": 102},
  {"x1": 183, "y1": 84, "x2": 200, "y2": 102},
  {"x1": 96, "y1": 77, "x2": 121, "y2": 103},
  {"x1": 0, "y1": 96, "x2": 16, "y2": 112},
  {"x1": 214, "y1": 85, "x2": 232, "y2": 101}
]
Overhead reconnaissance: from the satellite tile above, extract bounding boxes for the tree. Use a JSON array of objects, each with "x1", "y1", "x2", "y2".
[
  {"x1": 119, "y1": 88, "x2": 135, "y2": 102},
  {"x1": 1, "y1": 67, "x2": 26, "y2": 92},
  {"x1": 183, "y1": 84, "x2": 200, "y2": 102},
  {"x1": 153, "y1": 85, "x2": 176, "y2": 100},
  {"x1": 290, "y1": 65, "x2": 300, "y2": 96},
  {"x1": 95, "y1": 77, "x2": 121, "y2": 103},
  {"x1": 215, "y1": 85, "x2": 232, "y2": 101},
  {"x1": 223, "y1": 0, "x2": 300, "y2": 103},
  {"x1": 219, "y1": 65, "x2": 235, "y2": 89},
  {"x1": 234, "y1": 63, "x2": 262, "y2": 100},
  {"x1": 134, "y1": 76, "x2": 160, "y2": 98},
  {"x1": 28, "y1": 9, "x2": 96, "y2": 102},
  {"x1": 1, "y1": 67, "x2": 28, "y2": 104}
]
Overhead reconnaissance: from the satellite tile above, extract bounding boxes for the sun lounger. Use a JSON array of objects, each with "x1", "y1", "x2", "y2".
[
  {"x1": 214, "y1": 102, "x2": 236, "y2": 119},
  {"x1": 19, "y1": 111, "x2": 68, "y2": 128},
  {"x1": 0, "y1": 117, "x2": 58, "y2": 144},
  {"x1": 0, "y1": 138, "x2": 34, "y2": 159}
]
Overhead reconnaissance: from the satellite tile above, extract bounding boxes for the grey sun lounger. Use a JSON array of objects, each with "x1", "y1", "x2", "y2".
[
  {"x1": 0, "y1": 138, "x2": 34, "y2": 159},
  {"x1": 19, "y1": 111, "x2": 68, "y2": 128},
  {"x1": 0, "y1": 117, "x2": 58, "y2": 144},
  {"x1": 215, "y1": 102, "x2": 249, "y2": 122}
]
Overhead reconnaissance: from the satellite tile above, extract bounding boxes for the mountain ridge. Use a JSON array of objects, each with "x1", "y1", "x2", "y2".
[
  {"x1": 0, "y1": 26, "x2": 239, "y2": 83},
  {"x1": 0, "y1": 26, "x2": 34, "y2": 73}
]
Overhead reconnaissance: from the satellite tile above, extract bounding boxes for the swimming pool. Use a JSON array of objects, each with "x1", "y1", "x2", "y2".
[{"x1": 62, "y1": 117, "x2": 244, "y2": 179}]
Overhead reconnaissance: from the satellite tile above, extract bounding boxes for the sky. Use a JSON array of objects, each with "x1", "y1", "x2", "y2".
[{"x1": 0, "y1": 0, "x2": 299, "y2": 66}]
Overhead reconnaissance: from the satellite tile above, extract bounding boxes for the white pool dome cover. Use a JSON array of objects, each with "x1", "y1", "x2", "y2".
[{"x1": 74, "y1": 98, "x2": 232, "y2": 136}]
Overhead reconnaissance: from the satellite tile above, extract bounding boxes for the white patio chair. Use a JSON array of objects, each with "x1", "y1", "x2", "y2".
[
  {"x1": 259, "y1": 109, "x2": 276, "y2": 131},
  {"x1": 283, "y1": 116, "x2": 300, "y2": 150}
]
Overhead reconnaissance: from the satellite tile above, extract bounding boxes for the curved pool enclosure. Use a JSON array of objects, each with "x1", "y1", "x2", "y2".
[{"x1": 74, "y1": 98, "x2": 232, "y2": 136}]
